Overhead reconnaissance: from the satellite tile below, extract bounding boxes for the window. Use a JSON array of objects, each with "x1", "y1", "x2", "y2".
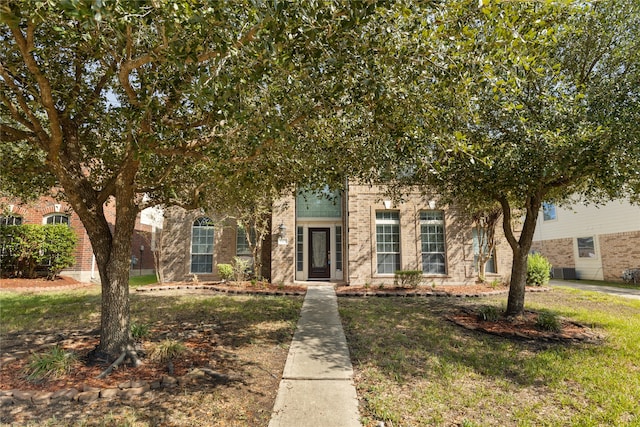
[
  {"x1": 376, "y1": 211, "x2": 400, "y2": 274},
  {"x1": 44, "y1": 214, "x2": 69, "y2": 225},
  {"x1": 236, "y1": 226, "x2": 255, "y2": 256},
  {"x1": 421, "y1": 211, "x2": 446, "y2": 274},
  {"x1": 191, "y1": 217, "x2": 214, "y2": 273},
  {"x1": 472, "y1": 229, "x2": 496, "y2": 274},
  {"x1": 296, "y1": 187, "x2": 342, "y2": 218},
  {"x1": 335, "y1": 225, "x2": 343, "y2": 271},
  {"x1": 0, "y1": 215, "x2": 22, "y2": 226},
  {"x1": 577, "y1": 237, "x2": 595, "y2": 258},
  {"x1": 296, "y1": 227, "x2": 304, "y2": 272},
  {"x1": 542, "y1": 203, "x2": 557, "y2": 221}
]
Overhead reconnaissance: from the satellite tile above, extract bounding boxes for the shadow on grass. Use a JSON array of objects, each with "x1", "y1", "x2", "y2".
[{"x1": 339, "y1": 297, "x2": 600, "y2": 387}]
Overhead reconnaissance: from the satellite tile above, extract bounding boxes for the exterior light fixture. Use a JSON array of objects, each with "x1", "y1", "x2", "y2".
[
  {"x1": 383, "y1": 200, "x2": 392, "y2": 209},
  {"x1": 278, "y1": 223, "x2": 286, "y2": 239},
  {"x1": 428, "y1": 200, "x2": 436, "y2": 210}
]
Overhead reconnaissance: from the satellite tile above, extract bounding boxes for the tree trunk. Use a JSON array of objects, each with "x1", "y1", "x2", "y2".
[
  {"x1": 506, "y1": 249, "x2": 528, "y2": 316},
  {"x1": 499, "y1": 194, "x2": 542, "y2": 317}
]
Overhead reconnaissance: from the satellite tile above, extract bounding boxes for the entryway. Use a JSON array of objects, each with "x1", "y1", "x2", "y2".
[{"x1": 308, "y1": 228, "x2": 330, "y2": 279}]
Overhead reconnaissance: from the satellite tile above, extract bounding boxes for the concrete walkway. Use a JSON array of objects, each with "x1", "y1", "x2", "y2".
[
  {"x1": 550, "y1": 280, "x2": 640, "y2": 300},
  {"x1": 269, "y1": 285, "x2": 361, "y2": 427}
]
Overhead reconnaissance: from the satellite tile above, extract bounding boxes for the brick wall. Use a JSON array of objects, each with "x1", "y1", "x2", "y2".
[
  {"x1": 600, "y1": 231, "x2": 640, "y2": 282},
  {"x1": 530, "y1": 238, "x2": 575, "y2": 271},
  {"x1": 270, "y1": 194, "x2": 296, "y2": 285},
  {"x1": 2, "y1": 196, "x2": 157, "y2": 282},
  {"x1": 345, "y1": 185, "x2": 514, "y2": 286}
]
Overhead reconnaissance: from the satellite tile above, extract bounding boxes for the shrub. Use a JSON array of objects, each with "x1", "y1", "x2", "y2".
[
  {"x1": 536, "y1": 311, "x2": 561, "y2": 332},
  {"x1": 217, "y1": 263, "x2": 233, "y2": 281},
  {"x1": 232, "y1": 257, "x2": 250, "y2": 282},
  {"x1": 24, "y1": 346, "x2": 78, "y2": 381},
  {"x1": 527, "y1": 253, "x2": 552, "y2": 286},
  {"x1": 149, "y1": 340, "x2": 187, "y2": 362},
  {"x1": 394, "y1": 270, "x2": 423, "y2": 289},
  {"x1": 0, "y1": 224, "x2": 76, "y2": 279}
]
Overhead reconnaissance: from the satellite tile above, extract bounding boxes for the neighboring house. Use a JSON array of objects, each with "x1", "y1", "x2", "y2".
[
  {"x1": 160, "y1": 184, "x2": 516, "y2": 286},
  {"x1": 0, "y1": 197, "x2": 161, "y2": 282},
  {"x1": 531, "y1": 199, "x2": 640, "y2": 282}
]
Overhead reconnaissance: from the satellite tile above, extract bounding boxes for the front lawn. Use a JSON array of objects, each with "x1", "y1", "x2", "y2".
[
  {"x1": 339, "y1": 289, "x2": 640, "y2": 426},
  {"x1": 0, "y1": 288, "x2": 303, "y2": 426}
]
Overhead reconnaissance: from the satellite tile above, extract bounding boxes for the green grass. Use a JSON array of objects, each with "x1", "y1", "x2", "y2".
[
  {"x1": 128, "y1": 273, "x2": 158, "y2": 287},
  {"x1": 339, "y1": 290, "x2": 640, "y2": 426}
]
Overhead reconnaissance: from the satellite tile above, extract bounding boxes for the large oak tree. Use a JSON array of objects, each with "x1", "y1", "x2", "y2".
[{"x1": 0, "y1": 0, "x2": 379, "y2": 360}]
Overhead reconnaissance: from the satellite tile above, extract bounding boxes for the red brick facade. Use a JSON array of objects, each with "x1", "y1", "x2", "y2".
[{"x1": 1, "y1": 197, "x2": 156, "y2": 282}]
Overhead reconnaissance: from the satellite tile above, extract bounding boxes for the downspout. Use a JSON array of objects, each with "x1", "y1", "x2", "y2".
[{"x1": 344, "y1": 177, "x2": 350, "y2": 286}]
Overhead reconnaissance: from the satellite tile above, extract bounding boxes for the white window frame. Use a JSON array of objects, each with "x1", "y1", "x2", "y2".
[
  {"x1": 43, "y1": 214, "x2": 69, "y2": 226},
  {"x1": 191, "y1": 217, "x2": 215, "y2": 273},
  {"x1": 420, "y1": 211, "x2": 447, "y2": 275},
  {"x1": 577, "y1": 236, "x2": 596, "y2": 258},
  {"x1": 542, "y1": 202, "x2": 557, "y2": 222},
  {"x1": 376, "y1": 211, "x2": 400, "y2": 275}
]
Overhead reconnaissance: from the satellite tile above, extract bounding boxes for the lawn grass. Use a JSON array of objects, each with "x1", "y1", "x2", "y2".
[
  {"x1": 0, "y1": 289, "x2": 303, "y2": 426},
  {"x1": 339, "y1": 289, "x2": 640, "y2": 426},
  {"x1": 128, "y1": 273, "x2": 159, "y2": 287}
]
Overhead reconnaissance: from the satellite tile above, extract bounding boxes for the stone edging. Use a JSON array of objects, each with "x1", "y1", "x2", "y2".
[
  {"x1": 136, "y1": 284, "x2": 306, "y2": 296},
  {"x1": 0, "y1": 368, "x2": 232, "y2": 407}
]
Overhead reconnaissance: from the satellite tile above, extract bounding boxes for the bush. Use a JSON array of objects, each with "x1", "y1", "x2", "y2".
[
  {"x1": 232, "y1": 257, "x2": 250, "y2": 282},
  {"x1": 24, "y1": 346, "x2": 78, "y2": 381},
  {"x1": 394, "y1": 270, "x2": 423, "y2": 288},
  {"x1": 217, "y1": 263, "x2": 233, "y2": 281},
  {"x1": 0, "y1": 224, "x2": 76, "y2": 279},
  {"x1": 527, "y1": 253, "x2": 552, "y2": 286}
]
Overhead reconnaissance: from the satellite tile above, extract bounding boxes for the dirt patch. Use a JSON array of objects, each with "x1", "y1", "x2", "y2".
[
  {"x1": 139, "y1": 281, "x2": 307, "y2": 296},
  {"x1": 447, "y1": 308, "x2": 604, "y2": 343},
  {"x1": 0, "y1": 275, "x2": 94, "y2": 291}
]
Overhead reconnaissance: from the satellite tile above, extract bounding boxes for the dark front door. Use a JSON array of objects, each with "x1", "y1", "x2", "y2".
[{"x1": 308, "y1": 228, "x2": 330, "y2": 279}]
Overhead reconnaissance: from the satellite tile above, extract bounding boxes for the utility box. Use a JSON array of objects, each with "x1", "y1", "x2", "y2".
[{"x1": 552, "y1": 267, "x2": 577, "y2": 280}]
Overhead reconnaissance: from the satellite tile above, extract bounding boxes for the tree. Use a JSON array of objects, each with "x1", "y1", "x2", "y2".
[
  {"x1": 0, "y1": 0, "x2": 381, "y2": 360},
  {"x1": 386, "y1": 0, "x2": 640, "y2": 315}
]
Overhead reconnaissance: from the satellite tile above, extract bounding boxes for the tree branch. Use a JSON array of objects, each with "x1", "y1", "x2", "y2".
[{"x1": 9, "y1": 20, "x2": 64, "y2": 158}]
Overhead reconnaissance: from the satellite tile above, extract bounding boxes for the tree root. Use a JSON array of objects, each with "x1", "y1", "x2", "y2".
[{"x1": 96, "y1": 346, "x2": 143, "y2": 379}]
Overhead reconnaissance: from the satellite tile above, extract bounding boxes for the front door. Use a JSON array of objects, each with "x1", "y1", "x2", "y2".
[{"x1": 308, "y1": 228, "x2": 330, "y2": 279}]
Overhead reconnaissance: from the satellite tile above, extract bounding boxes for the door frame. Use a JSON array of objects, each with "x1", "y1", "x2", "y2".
[{"x1": 308, "y1": 227, "x2": 330, "y2": 279}]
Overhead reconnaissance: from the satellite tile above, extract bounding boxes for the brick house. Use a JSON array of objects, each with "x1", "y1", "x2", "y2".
[
  {"x1": 0, "y1": 197, "x2": 160, "y2": 282},
  {"x1": 160, "y1": 184, "x2": 516, "y2": 286},
  {"x1": 531, "y1": 199, "x2": 640, "y2": 282}
]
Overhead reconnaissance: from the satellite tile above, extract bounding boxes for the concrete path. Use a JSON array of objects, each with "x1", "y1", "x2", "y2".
[
  {"x1": 550, "y1": 280, "x2": 640, "y2": 300},
  {"x1": 269, "y1": 285, "x2": 361, "y2": 427}
]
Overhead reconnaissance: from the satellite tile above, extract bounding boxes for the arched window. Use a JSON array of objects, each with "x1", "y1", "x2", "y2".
[
  {"x1": 44, "y1": 214, "x2": 69, "y2": 226},
  {"x1": 0, "y1": 215, "x2": 22, "y2": 226},
  {"x1": 191, "y1": 217, "x2": 214, "y2": 273}
]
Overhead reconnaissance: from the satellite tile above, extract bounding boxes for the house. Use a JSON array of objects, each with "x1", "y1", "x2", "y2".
[
  {"x1": 160, "y1": 184, "x2": 516, "y2": 286},
  {"x1": 0, "y1": 197, "x2": 161, "y2": 282},
  {"x1": 531, "y1": 199, "x2": 640, "y2": 282}
]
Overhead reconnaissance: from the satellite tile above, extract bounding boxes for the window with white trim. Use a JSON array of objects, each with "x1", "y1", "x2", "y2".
[
  {"x1": 191, "y1": 217, "x2": 214, "y2": 273},
  {"x1": 236, "y1": 226, "x2": 255, "y2": 256},
  {"x1": 44, "y1": 214, "x2": 69, "y2": 226},
  {"x1": 420, "y1": 211, "x2": 446, "y2": 274},
  {"x1": 472, "y1": 229, "x2": 496, "y2": 273},
  {"x1": 577, "y1": 237, "x2": 596, "y2": 258},
  {"x1": 542, "y1": 202, "x2": 557, "y2": 221},
  {"x1": 0, "y1": 215, "x2": 22, "y2": 226},
  {"x1": 296, "y1": 226, "x2": 304, "y2": 272},
  {"x1": 376, "y1": 211, "x2": 400, "y2": 274},
  {"x1": 335, "y1": 225, "x2": 343, "y2": 271}
]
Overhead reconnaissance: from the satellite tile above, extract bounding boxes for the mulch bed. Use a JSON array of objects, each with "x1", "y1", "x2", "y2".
[
  {"x1": 0, "y1": 276, "x2": 94, "y2": 291},
  {"x1": 446, "y1": 308, "x2": 604, "y2": 344},
  {"x1": 137, "y1": 281, "x2": 307, "y2": 296}
]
